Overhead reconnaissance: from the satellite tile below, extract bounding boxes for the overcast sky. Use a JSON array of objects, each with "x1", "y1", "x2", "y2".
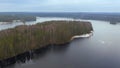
[{"x1": 0, "y1": 0, "x2": 120, "y2": 12}]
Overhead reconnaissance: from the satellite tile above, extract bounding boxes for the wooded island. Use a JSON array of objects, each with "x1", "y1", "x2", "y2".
[{"x1": 0, "y1": 20, "x2": 93, "y2": 61}]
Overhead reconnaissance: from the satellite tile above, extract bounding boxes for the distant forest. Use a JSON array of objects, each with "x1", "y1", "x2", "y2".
[
  {"x1": 0, "y1": 14, "x2": 36, "y2": 22},
  {"x1": 0, "y1": 12, "x2": 120, "y2": 24}
]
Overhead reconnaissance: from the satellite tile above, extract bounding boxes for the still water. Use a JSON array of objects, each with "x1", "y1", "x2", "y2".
[
  {"x1": 0, "y1": 17, "x2": 73, "y2": 31},
  {"x1": 1, "y1": 17, "x2": 120, "y2": 68}
]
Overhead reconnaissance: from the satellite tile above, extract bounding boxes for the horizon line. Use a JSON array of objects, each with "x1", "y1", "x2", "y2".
[{"x1": 0, "y1": 11, "x2": 120, "y2": 13}]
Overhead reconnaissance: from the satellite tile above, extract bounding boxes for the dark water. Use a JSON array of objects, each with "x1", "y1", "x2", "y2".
[{"x1": 2, "y1": 18, "x2": 120, "y2": 68}]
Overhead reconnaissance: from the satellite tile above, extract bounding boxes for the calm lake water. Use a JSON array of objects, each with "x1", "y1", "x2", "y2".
[{"x1": 1, "y1": 17, "x2": 120, "y2": 68}]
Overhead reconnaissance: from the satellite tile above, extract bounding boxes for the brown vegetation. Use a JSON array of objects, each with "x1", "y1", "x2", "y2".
[{"x1": 0, "y1": 20, "x2": 93, "y2": 60}]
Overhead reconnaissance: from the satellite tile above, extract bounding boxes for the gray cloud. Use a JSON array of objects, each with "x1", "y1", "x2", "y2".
[{"x1": 0, "y1": 0, "x2": 120, "y2": 12}]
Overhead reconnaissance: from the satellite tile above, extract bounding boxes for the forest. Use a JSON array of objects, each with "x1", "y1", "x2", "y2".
[
  {"x1": 0, "y1": 12, "x2": 120, "y2": 24},
  {"x1": 0, "y1": 14, "x2": 36, "y2": 22},
  {"x1": 0, "y1": 20, "x2": 93, "y2": 60}
]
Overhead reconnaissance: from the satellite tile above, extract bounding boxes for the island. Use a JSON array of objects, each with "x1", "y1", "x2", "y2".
[{"x1": 0, "y1": 20, "x2": 93, "y2": 67}]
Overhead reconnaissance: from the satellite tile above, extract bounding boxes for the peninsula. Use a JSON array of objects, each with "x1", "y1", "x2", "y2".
[{"x1": 0, "y1": 20, "x2": 93, "y2": 63}]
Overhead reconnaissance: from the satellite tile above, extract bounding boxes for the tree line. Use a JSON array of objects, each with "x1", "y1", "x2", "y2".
[{"x1": 0, "y1": 15, "x2": 36, "y2": 22}]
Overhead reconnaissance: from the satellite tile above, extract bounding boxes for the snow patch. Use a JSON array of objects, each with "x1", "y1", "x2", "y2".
[{"x1": 71, "y1": 31, "x2": 93, "y2": 40}]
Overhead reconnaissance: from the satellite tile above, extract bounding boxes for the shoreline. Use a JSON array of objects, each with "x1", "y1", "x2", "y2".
[
  {"x1": 71, "y1": 31, "x2": 93, "y2": 40},
  {"x1": 0, "y1": 31, "x2": 93, "y2": 67},
  {"x1": 0, "y1": 20, "x2": 93, "y2": 67},
  {"x1": 0, "y1": 22, "x2": 10, "y2": 25}
]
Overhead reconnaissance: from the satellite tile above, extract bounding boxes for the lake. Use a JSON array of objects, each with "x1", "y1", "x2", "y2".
[{"x1": 1, "y1": 17, "x2": 120, "y2": 68}]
